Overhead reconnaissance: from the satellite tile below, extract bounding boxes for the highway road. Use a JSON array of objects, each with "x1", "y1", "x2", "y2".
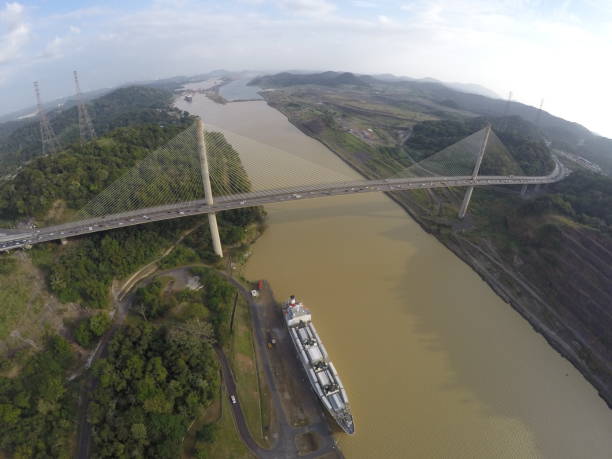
[{"x1": 0, "y1": 158, "x2": 568, "y2": 252}]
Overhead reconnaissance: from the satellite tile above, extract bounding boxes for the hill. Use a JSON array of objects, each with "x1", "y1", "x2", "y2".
[
  {"x1": 249, "y1": 71, "x2": 612, "y2": 175},
  {"x1": 250, "y1": 71, "x2": 369, "y2": 88},
  {"x1": 0, "y1": 86, "x2": 183, "y2": 172}
]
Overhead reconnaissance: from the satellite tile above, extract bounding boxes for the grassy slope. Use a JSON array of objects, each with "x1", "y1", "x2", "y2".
[{"x1": 226, "y1": 292, "x2": 271, "y2": 448}]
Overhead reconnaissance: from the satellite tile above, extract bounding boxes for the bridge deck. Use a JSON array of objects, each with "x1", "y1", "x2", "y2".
[{"x1": 0, "y1": 159, "x2": 569, "y2": 252}]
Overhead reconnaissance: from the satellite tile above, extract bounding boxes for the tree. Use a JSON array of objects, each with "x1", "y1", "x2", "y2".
[{"x1": 89, "y1": 312, "x2": 111, "y2": 337}]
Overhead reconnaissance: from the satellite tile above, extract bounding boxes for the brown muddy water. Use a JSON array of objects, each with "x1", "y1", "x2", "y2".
[{"x1": 176, "y1": 94, "x2": 612, "y2": 459}]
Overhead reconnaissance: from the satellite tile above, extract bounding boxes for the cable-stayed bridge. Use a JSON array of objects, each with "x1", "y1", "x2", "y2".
[{"x1": 0, "y1": 120, "x2": 569, "y2": 255}]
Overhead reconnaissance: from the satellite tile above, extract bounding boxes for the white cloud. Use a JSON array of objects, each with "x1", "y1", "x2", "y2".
[
  {"x1": 377, "y1": 15, "x2": 392, "y2": 25},
  {"x1": 0, "y1": 2, "x2": 29, "y2": 62},
  {"x1": 353, "y1": 0, "x2": 377, "y2": 7},
  {"x1": 0, "y1": 2, "x2": 30, "y2": 83},
  {"x1": 278, "y1": 0, "x2": 336, "y2": 17},
  {"x1": 40, "y1": 36, "x2": 65, "y2": 59}
]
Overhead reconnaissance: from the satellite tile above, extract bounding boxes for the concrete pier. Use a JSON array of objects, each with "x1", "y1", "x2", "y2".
[
  {"x1": 458, "y1": 186, "x2": 474, "y2": 219},
  {"x1": 196, "y1": 118, "x2": 223, "y2": 258}
]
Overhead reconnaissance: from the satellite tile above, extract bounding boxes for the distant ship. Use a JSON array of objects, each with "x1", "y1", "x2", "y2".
[
  {"x1": 284, "y1": 295, "x2": 355, "y2": 434},
  {"x1": 184, "y1": 94, "x2": 193, "y2": 102}
]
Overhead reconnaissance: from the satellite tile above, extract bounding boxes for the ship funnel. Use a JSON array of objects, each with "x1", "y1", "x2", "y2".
[{"x1": 289, "y1": 295, "x2": 296, "y2": 305}]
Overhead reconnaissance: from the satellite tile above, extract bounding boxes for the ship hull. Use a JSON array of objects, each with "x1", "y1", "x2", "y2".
[{"x1": 284, "y1": 298, "x2": 355, "y2": 435}]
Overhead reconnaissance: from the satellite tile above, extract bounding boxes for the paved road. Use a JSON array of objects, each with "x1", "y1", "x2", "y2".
[
  {"x1": 221, "y1": 274, "x2": 343, "y2": 459},
  {"x1": 0, "y1": 159, "x2": 568, "y2": 252},
  {"x1": 214, "y1": 346, "x2": 270, "y2": 457}
]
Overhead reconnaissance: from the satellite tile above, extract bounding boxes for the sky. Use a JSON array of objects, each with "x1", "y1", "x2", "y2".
[{"x1": 1, "y1": 0, "x2": 611, "y2": 137}]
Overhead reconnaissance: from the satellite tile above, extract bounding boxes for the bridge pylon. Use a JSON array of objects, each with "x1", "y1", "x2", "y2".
[
  {"x1": 196, "y1": 118, "x2": 223, "y2": 258},
  {"x1": 458, "y1": 124, "x2": 491, "y2": 219}
]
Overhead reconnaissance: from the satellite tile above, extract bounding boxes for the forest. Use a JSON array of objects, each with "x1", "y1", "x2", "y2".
[
  {"x1": 0, "y1": 86, "x2": 184, "y2": 171},
  {"x1": 90, "y1": 267, "x2": 239, "y2": 457},
  {"x1": 404, "y1": 116, "x2": 554, "y2": 175},
  {"x1": 0, "y1": 122, "x2": 190, "y2": 220},
  {"x1": 89, "y1": 321, "x2": 219, "y2": 458},
  {"x1": 0, "y1": 336, "x2": 76, "y2": 458}
]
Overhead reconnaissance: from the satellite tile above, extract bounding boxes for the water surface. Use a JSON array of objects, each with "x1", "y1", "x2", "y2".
[{"x1": 176, "y1": 94, "x2": 612, "y2": 459}]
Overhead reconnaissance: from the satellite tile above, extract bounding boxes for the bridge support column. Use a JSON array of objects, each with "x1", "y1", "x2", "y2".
[
  {"x1": 197, "y1": 118, "x2": 223, "y2": 258},
  {"x1": 458, "y1": 125, "x2": 491, "y2": 219},
  {"x1": 521, "y1": 184, "x2": 528, "y2": 196},
  {"x1": 458, "y1": 186, "x2": 474, "y2": 219}
]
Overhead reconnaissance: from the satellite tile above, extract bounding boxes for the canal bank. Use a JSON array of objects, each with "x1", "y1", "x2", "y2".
[{"x1": 176, "y1": 93, "x2": 612, "y2": 459}]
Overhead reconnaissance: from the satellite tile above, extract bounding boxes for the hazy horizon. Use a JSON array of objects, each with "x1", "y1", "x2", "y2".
[{"x1": 1, "y1": 1, "x2": 611, "y2": 137}]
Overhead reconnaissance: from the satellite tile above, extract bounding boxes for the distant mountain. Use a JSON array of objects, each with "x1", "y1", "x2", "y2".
[
  {"x1": 250, "y1": 71, "x2": 368, "y2": 88},
  {"x1": 443, "y1": 82, "x2": 500, "y2": 99},
  {"x1": 369, "y1": 73, "x2": 499, "y2": 98}
]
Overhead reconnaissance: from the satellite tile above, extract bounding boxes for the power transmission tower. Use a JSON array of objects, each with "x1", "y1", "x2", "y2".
[
  {"x1": 534, "y1": 98, "x2": 544, "y2": 128},
  {"x1": 33, "y1": 81, "x2": 60, "y2": 156},
  {"x1": 501, "y1": 91, "x2": 513, "y2": 132},
  {"x1": 503, "y1": 91, "x2": 513, "y2": 116},
  {"x1": 73, "y1": 70, "x2": 96, "y2": 142}
]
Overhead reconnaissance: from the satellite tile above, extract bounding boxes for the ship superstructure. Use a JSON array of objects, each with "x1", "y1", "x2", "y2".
[{"x1": 284, "y1": 295, "x2": 355, "y2": 434}]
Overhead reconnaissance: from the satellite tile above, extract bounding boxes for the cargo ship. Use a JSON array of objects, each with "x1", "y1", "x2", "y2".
[{"x1": 284, "y1": 295, "x2": 355, "y2": 434}]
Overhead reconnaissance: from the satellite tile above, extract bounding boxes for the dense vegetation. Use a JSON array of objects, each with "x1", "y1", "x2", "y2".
[
  {"x1": 89, "y1": 321, "x2": 219, "y2": 458},
  {"x1": 549, "y1": 170, "x2": 612, "y2": 230},
  {"x1": 135, "y1": 267, "x2": 236, "y2": 345},
  {"x1": 191, "y1": 267, "x2": 235, "y2": 345},
  {"x1": 74, "y1": 312, "x2": 112, "y2": 348},
  {"x1": 405, "y1": 116, "x2": 554, "y2": 175},
  {"x1": 133, "y1": 279, "x2": 176, "y2": 320},
  {"x1": 89, "y1": 267, "x2": 241, "y2": 457},
  {"x1": 0, "y1": 336, "x2": 75, "y2": 458},
  {"x1": 1, "y1": 108, "x2": 264, "y2": 309},
  {"x1": 34, "y1": 219, "x2": 194, "y2": 308},
  {"x1": 0, "y1": 86, "x2": 184, "y2": 171},
  {"x1": 0, "y1": 122, "x2": 190, "y2": 220}
]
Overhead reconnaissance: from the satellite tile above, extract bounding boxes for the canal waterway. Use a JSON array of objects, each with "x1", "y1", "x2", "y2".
[
  {"x1": 176, "y1": 93, "x2": 612, "y2": 459},
  {"x1": 219, "y1": 78, "x2": 264, "y2": 101}
]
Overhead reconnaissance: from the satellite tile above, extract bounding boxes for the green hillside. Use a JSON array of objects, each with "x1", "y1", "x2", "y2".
[{"x1": 0, "y1": 86, "x2": 183, "y2": 172}]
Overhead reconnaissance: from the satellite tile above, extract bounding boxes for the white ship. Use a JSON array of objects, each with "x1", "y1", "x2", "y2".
[{"x1": 284, "y1": 295, "x2": 355, "y2": 434}]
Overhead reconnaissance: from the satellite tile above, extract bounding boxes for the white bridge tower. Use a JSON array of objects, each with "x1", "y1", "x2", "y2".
[
  {"x1": 196, "y1": 118, "x2": 223, "y2": 258},
  {"x1": 458, "y1": 125, "x2": 491, "y2": 219}
]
